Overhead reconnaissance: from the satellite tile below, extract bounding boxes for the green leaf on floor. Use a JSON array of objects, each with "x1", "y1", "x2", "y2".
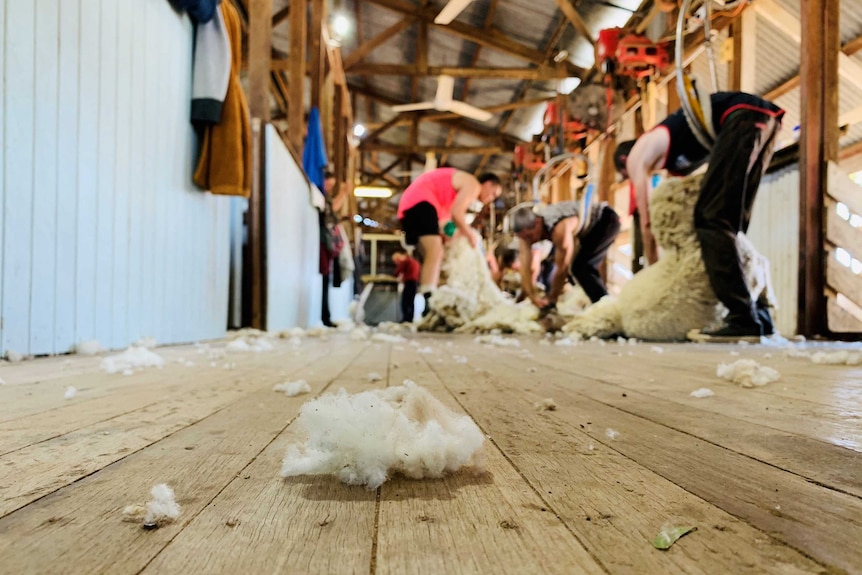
[{"x1": 652, "y1": 525, "x2": 696, "y2": 550}]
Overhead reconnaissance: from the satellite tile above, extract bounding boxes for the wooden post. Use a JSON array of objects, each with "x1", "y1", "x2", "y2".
[
  {"x1": 334, "y1": 86, "x2": 345, "y2": 184},
  {"x1": 798, "y1": 0, "x2": 839, "y2": 336},
  {"x1": 310, "y1": 0, "x2": 324, "y2": 109},
  {"x1": 248, "y1": 0, "x2": 272, "y2": 121},
  {"x1": 248, "y1": 0, "x2": 273, "y2": 330},
  {"x1": 728, "y1": 10, "x2": 756, "y2": 93},
  {"x1": 597, "y1": 135, "x2": 617, "y2": 283},
  {"x1": 288, "y1": 0, "x2": 307, "y2": 151}
]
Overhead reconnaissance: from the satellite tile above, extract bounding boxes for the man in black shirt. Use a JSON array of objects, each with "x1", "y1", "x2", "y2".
[{"x1": 618, "y1": 91, "x2": 784, "y2": 341}]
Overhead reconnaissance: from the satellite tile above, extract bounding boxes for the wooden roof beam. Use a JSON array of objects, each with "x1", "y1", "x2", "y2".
[
  {"x1": 343, "y1": 16, "x2": 416, "y2": 70},
  {"x1": 364, "y1": 0, "x2": 585, "y2": 78},
  {"x1": 766, "y1": 32, "x2": 862, "y2": 100},
  {"x1": 345, "y1": 64, "x2": 568, "y2": 80},
  {"x1": 554, "y1": 0, "x2": 595, "y2": 47},
  {"x1": 360, "y1": 144, "x2": 507, "y2": 155}
]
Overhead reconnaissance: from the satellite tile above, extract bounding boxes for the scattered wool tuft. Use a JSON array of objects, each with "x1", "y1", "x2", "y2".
[
  {"x1": 0, "y1": 378, "x2": 5, "y2": 385},
  {"x1": 376, "y1": 322, "x2": 405, "y2": 335},
  {"x1": 473, "y1": 335, "x2": 520, "y2": 347},
  {"x1": 133, "y1": 337, "x2": 158, "y2": 349},
  {"x1": 605, "y1": 428, "x2": 620, "y2": 440},
  {"x1": 563, "y1": 175, "x2": 775, "y2": 340},
  {"x1": 280, "y1": 381, "x2": 485, "y2": 489},
  {"x1": 273, "y1": 380, "x2": 311, "y2": 397},
  {"x1": 690, "y1": 388, "x2": 715, "y2": 398},
  {"x1": 554, "y1": 337, "x2": 577, "y2": 347},
  {"x1": 651, "y1": 346, "x2": 665, "y2": 354},
  {"x1": 101, "y1": 346, "x2": 164, "y2": 374},
  {"x1": 226, "y1": 330, "x2": 274, "y2": 353},
  {"x1": 5, "y1": 350, "x2": 23, "y2": 363},
  {"x1": 810, "y1": 350, "x2": 862, "y2": 365},
  {"x1": 121, "y1": 504, "x2": 147, "y2": 523},
  {"x1": 349, "y1": 327, "x2": 369, "y2": 341},
  {"x1": 279, "y1": 327, "x2": 306, "y2": 339},
  {"x1": 716, "y1": 359, "x2": 780, "y2": 388},
  {"x1": 64, "y1": 386, "x2": 77, "y2": 399},
  {"x1": 145, "y1": 484, "x2": 181, "y2": 527},
  {"x1": 368, "y1": 372, "x2": 383, "y2": 382},
  {"x1": 123, "y1": 369, "x2": 134, "y2": 376},
  {"x1": 371, "y1": 333, "x2": 407, "y2": 344},
  {"x1": 453, "y1": 355, "x2": 468, "y2": 364},
  {"x1": 534, "y1": 398, "x2": 557, "y2": 411},
  {"x1": 305, "y1": 326, "x2": 333, "y2": 338},
  {"x1": 75, "y1": 340, "x2": 104, "y2": 356}
]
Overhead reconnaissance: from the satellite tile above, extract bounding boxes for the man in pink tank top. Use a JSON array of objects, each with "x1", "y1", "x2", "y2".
[{"x1": 397, "y1": 168, "x2": 502, "y2": 310}]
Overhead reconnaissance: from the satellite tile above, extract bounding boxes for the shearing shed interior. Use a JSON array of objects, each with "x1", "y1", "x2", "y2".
[{"x1": 0, "y1": 0, "x2": 861, "y2": 573}]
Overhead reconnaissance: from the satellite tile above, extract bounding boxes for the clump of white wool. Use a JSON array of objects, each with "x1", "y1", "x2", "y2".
[
  {"x1": 101, "y1": 346, "x2": 164, "y2": 374},
  {"x1": 473, "y1": 335, "x2": 520, "y2": 347},
  {"x1": 367, "y1": 372, "x2": 383, "y2": 382},
  {"x1": 605, "y1": 428, "x2": 620, "y2": 440},
  {"x1": 123, "y1": 484, "x2": 181, "y2": 527},
  {"x1": 809, "y1": 350, "x2": 862, "y2": 365},
  {"x1": 349, "y1": 327, "x2": 370, "y2": 341},
  {"x1": 690, "y1": 388, "x2": 715, "y2": 398},
  {"x1": 279, "y1": 327, "x2": 306, "y2": 339},
  {"x1": 226, "y1": 329, "x2": 275, "y2": 353},
  {"x1": 280, "y1": 381, "x2": 485, "y2": 489},
  {"x1": 64, "y1": 386, "x2": 77, "y2": 399},
  {"x1": 534, "y1": 398, "x2": 557, "y2": 411},
  {"x1": 75, "y1": 340, "x2": 104, "y2": 356},
  {"x1": 716, "y1": 359, "x2": 780, "y2": 388},
  {"x1": 5, "y1": 350, "x2": 23, "y2": 363},
  {"x1": 273, "y1": 380, "x2": 311, "y2": 397},
  {"x1": 371, "y1": 333, "x2": 407, "y2": 344}
]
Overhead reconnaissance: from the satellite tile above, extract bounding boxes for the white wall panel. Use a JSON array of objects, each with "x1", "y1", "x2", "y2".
[
  {"x1": 748, "y1": 166, "x2": 800, "y2": 336},
  {"x1": 0, "y1": 0, "x2": 231, "y2": 356}
]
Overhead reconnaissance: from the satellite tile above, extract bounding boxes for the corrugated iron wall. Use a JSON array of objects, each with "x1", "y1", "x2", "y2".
[
  {"x1": 747, "y1": 165, "x2": 800, "y2": 336},
  {"x1": 0, "y1": 0, "x2": 231, "y2": 356}
]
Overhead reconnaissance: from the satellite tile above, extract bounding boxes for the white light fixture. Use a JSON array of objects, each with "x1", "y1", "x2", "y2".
[
  {"x1": 354, "y1": 186, "x2": 393, "y2": 198},
  {"x1": 332, "y1": 13, "x2": 350, "y2": 37},
  {"x1": 558, "y1": 77, "x2": 581, "y2": 95},
  {"x1": 352, "y1": 123, "x2": 366, "y2": 138}
]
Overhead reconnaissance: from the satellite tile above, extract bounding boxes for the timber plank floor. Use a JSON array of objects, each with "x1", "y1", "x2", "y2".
[{"x1": 0, "y1": 332, "x2": 859, "y2": 574}]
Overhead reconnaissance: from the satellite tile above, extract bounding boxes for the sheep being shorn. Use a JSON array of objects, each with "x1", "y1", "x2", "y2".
[{"x1": 563, "y1": 174, "x2": 775, "y2": 341}]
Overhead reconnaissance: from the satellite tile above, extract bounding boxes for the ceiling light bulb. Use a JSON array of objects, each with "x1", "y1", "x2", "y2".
[
  {"x1": 332, "y1": 13, "x2": 350, "y2": 37},
  {"x1": 353, "y1": 124, "x2": 366, "y2": 138}
]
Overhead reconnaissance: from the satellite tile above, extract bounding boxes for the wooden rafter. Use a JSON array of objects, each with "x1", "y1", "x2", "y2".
[
  {"x1": 288, "y1": 0, "x2": 306, "y2": 151},
  {"x1": 345, "y1": 64, "x2": 568, "y2": 80},
  {"x1": 361, "y1": 144, "x2": 504, "y2": 154},
  {"x1": 554, "y1": 0, "x2": 595, "y2": 47},
  {"x1": 343, "y1": 16, "x2": 415, "y2": 70},
  {"x1": 364, "y1": 0, "x2": 585, "y2": 77},
  {"x1": 272, "y1": 5, "x2": 289, "y2": 27}
]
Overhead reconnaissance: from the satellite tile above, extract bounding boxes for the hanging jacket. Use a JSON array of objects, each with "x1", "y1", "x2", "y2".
[
  {"x1": 191, "y1": 0, "x2": 230, "y2": 125},
  {"x1": 302, "y1": 107, "x2": 329, "y2": 191},
  {"x1": 173, "y1": 0, "x2": 218, "y2": 24},
  {"x1": 193, "y1": 0, "x2": 252, "y2": 197}
]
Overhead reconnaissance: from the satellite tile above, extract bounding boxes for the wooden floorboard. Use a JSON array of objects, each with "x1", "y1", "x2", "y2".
[
  {"x1": 1, "y1": 333, "x2": 859, "y2": 574},
  {"x1": 455, "y1": 339, "x2": 861, "y2": 574}
]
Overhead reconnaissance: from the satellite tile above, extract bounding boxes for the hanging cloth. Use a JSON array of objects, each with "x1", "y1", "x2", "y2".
[
  {"x1": 302, "y1": 107, "x2": 328, "y2": 191},
  {"x1": 172, "y1": 0, "x2": 218, "y2": 24},
  {"x1": 193, "y1": 0, "x2": 252, "y2": 197},
  {"x1": 191, "y1": 0, "x2": 230, "y2": 125}
]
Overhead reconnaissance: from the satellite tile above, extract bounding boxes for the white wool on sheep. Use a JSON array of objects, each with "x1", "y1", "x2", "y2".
[
  {"x1": 5, "y1": 350, "x2": 22, "y2": 363},
  {"x1": 371, "y1": 333, "x2": 407, "y2": 343},
  {"x1": 690, "y1": 387, "x2": 715, "y2": 398},
  {"x1": 133, "y1": 337, "x2": 157, "y2": 349},
  {"x1": 473, "y1": 335, "x2": 520, "y2": 347},
  {"x1": 716, "y1": 359, "x2": 780, "y2": 388},
  {"x1": 145, "y1": 484, "x2": 181, "y2": 526},
  {"x1": 101, "y1": 346, "x2": 165, "y2": 374},
  {"x1": 64, "y1": 386, "x2": 77, "y2": 399},
  {"x1": 605, "y1": 428, "x2": 620, "y2": 440},
  {"x1": 280, "y1": 381, "x2": 485, "y2": 489},
  {"x1": 534, "y1": 398, "x2": 557, "y2": 411},
  {"x1": 368, "y1": 372, "x2": 383, "y2": 382},
  {"x1": 563, "y1": 174, "x2": 775, "y2": 340},
  {"x1": 75, "y1": 340, "x2": 104, "y2": 356},
  {"x1": 273, "y1": 380, "x2": 311, "y2": 397},
  {"x1": 810, "y1": 350, "x2": 862, "y2": 365}
]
